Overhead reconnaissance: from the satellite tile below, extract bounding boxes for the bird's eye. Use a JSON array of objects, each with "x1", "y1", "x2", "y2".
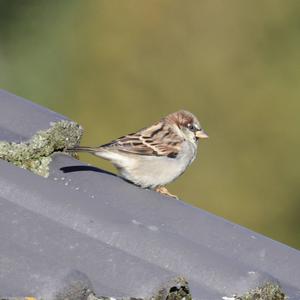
[{"x1": 187, "y1": 123, "x2": 196, "y2": 131}]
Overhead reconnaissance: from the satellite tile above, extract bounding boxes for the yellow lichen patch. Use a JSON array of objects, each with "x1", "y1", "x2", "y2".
[
  {"x1": 0, "y1": 120, "x2": 83, "y2": 177},
  {"x1": 235, "y1": 282, "x2": 287, "y2": 300}
]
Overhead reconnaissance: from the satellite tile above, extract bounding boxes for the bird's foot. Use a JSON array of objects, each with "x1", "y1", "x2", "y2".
[{"x1": 155, "y1": 186, "x2": 178, "y2": 199}]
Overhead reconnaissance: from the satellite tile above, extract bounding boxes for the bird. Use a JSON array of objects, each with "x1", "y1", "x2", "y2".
[{"x1": 67, "y1": 110, "x2": 208, "y2": 198}]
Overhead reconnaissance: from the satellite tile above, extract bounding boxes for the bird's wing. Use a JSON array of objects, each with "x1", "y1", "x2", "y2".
[{"x1": 100, "y1": 122, "x2": 183, "y2": 158}]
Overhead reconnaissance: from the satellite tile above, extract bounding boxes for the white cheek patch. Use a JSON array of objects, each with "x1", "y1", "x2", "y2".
[{"x1": 173, "y1": 125, "x2": 185, "y2": 139}]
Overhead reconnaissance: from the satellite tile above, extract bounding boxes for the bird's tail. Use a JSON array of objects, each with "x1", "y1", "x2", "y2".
[{"x1": 66, "y1": 146, "x2": 98, "y2": 153}]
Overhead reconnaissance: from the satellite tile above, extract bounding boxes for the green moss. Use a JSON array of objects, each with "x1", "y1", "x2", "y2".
[
  {"x1": 0, "y1": 120, "x2": 83, "y2": 177},
  {"x1": 235, "y1": 282, "x2": 287, "y2": 300}
]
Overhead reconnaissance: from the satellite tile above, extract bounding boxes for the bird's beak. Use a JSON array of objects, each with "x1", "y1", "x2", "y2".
[{"x1": 195, "y1": 130, "x2": 209, "y2": 139}]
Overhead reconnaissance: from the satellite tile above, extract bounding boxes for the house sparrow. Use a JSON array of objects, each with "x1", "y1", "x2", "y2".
[{"x1": 67, "y1": 110, "x2": 208, "y2": 198}]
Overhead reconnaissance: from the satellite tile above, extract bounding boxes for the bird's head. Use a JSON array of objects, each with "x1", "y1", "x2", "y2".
[{"x1": 165, "y1": 110, "x2": 208, "y2": 144}]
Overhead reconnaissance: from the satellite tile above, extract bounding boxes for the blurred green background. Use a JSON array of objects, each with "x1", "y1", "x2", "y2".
[{"x1": 0, "y1": 0, "x2": 299, "y2": 249}]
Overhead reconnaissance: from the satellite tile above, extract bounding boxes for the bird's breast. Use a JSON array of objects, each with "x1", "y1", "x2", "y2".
[{"x1": 119, "y1": 141, "x2": 197, "y2": 188}]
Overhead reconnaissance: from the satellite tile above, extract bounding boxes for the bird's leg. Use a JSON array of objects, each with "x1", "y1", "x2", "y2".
[{"x1": 155, "y1": 186, "x2": 178, "y2": 199}]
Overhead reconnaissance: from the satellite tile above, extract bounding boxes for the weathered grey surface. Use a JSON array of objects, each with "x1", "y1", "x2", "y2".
[{"x1": 0, "y1": 90, "x2": 299, "y2": 300}]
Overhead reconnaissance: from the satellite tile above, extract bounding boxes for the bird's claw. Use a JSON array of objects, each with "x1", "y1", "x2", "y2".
[{"x1": 155, "y1": 186, "x2": 178, "y2": 199}]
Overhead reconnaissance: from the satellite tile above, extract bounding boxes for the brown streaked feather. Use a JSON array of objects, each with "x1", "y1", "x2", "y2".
[{"x1": 100, "y1": 122, "x2": 183, "y2": 158}]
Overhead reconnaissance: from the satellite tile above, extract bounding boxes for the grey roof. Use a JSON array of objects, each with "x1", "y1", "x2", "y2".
[{"x1": 0, "y1": 89, "x2": 299, "y2": 300}]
